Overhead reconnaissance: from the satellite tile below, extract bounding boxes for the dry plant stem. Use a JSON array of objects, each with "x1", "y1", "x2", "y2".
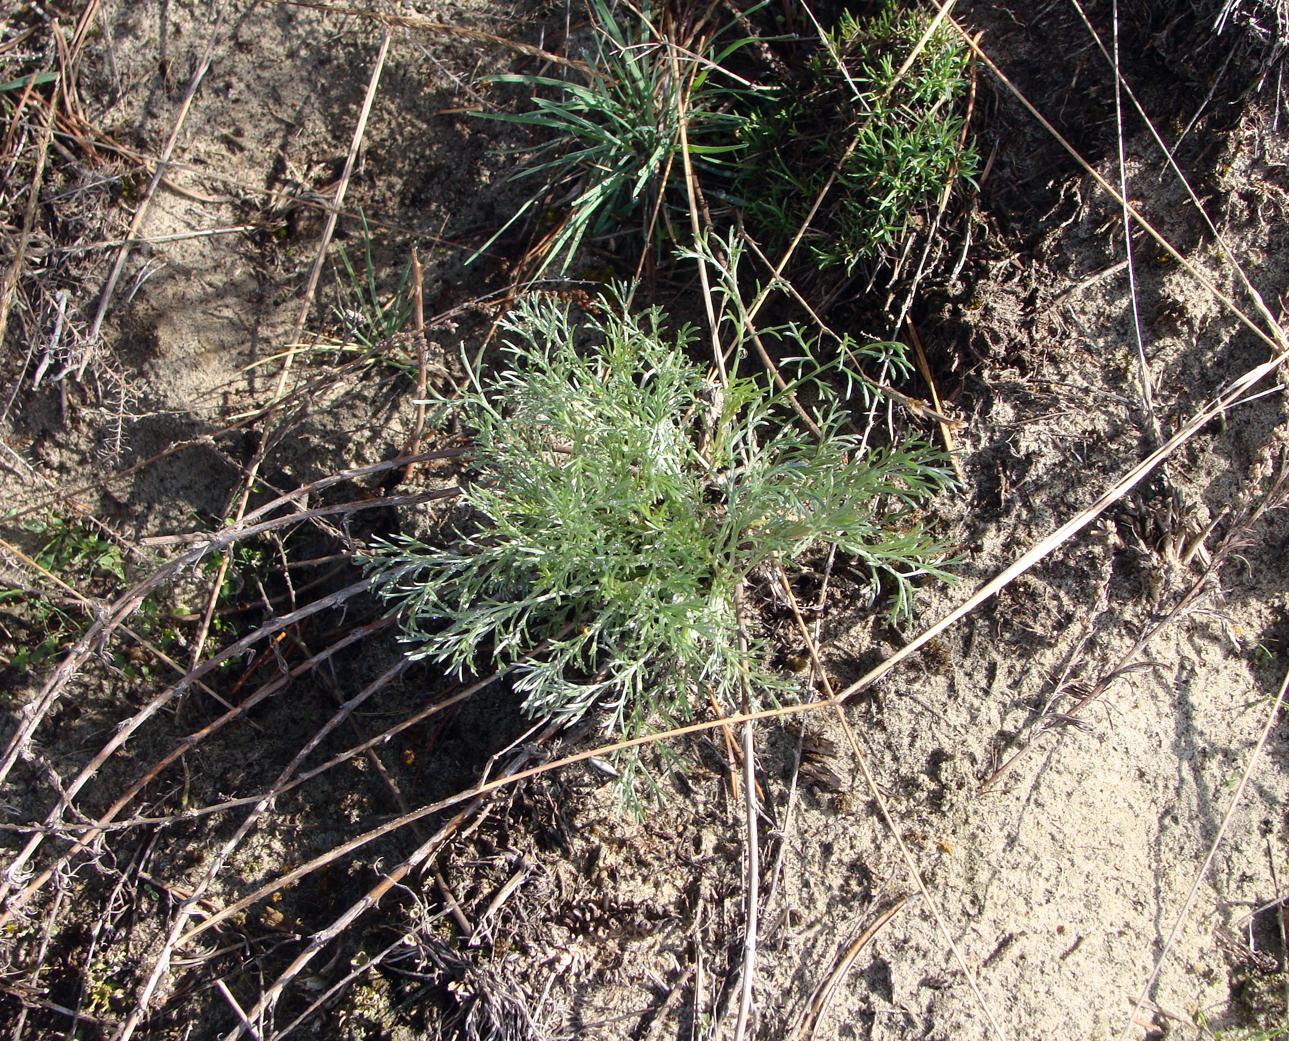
[
  {"x1": 116, "y1": 659, "x2": 411, "y2": 1041},
  {"x1": 80, "y1": 663, "x2": 507, "y2": 835},
  {"x1": 61, "y1": 224, "x2": 258, "y2": 254},
  {"x1": 629, "y1": 144, "x2": 678, "y2": 293},
  {"x1": 190, "y1": 25, "x2": 392, "y2": 671},
  {"x1": 883, "y1": 0, "x2": 957, "y2": 101},
  {"x1": 735, "y1": 724, "x2": 758, "y2": 1041},
  {"x1": 762, "y1": 559, "x2": 835, "y2": 921},
  {"x1": 670, "y1": 44, "x2": 726, "y2": 383},
  {"x1": 0, "y1": 61, "x2": 44, "y2": 160},
  {"x1": 0, "y1": 99, "x2": 55, "y2": 357},
  {"x1": 735, "y1": 232, "x2": 956, "y2": 427},
  {"x1": 1064, "y1": 0, "x2": 1283, "y2": 341},
  {"x1": 978, "y1": 570, "x2": 1112, "y2": 790},
  {"x1": 3, "y1": 620, "x2": 390, "y2": 918},
  {"x1": 1118, "y1": 664, "x2": 1289, "y2": 1039},
  {"x1": 905, "y1": 319, "x2": 965, "y2": 482},
  {"x1": 708, "y1": 690, "x2": 743, "y2": 800},
  {"x1": 1109, "y1": 0, "x2": 1160, "y2": 443},
  {"x1": 950, "y1": 17, "x2": 1288, "y2": 356},
  {"x1": 718, "y1": 266, "x2": 826, "y2": 439},
  {"x1": 82, "y1": 5, "x2": 233, "y2": 373},
  {"x1": 0, "y1": 453, "x2": 457, "y2": 832},
  {"x1": 833, "y1": 343, "x2": 1289, "y2": 705},
  {"x1": 271, "y1": 930, "x2": 420, "y2": 1041},
  {"x1": 744, "y1": 132, "x2": 859, "y2": 327},
  {"x1": 0, "y1": 579, "x2": 376, "y2": 922},
  {"x1": 213, "y1": 981, "x2": 261, "y2": 1041},
  {"x1": 979, "y1": 534, "x2": 1227, "y2": 792},
  {"x1": 406, "y1": 248, "x2": 428, "y2": 456},
  {"x1": 0, "y1": 985, "x2": 114, "y2": 1031},
  {"x1": 732, "y1": 585, "x2": 759, "y2": 1041},
  {"x1": 219, "y1": 729, "x2": 558, "y2": 1040},
  {"x1": 435, "y1": 867, "x2": 473, "y2": 935},
  {"x1": 792, "y1": 896, "x2": 908, "y2": 1041}
]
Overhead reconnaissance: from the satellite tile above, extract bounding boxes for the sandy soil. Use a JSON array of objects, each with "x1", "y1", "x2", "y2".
[{"x1": 1, "y1": 1, "x2": 1287, "y2": 1039}]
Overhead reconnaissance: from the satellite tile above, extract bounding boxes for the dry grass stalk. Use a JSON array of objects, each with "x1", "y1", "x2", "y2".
[
  {"x1": 189, "y1": 25, "x2": 393, "y2": 673},
  {"x1": 981, "y1": 455, "x2": 1289, "y2": 792},
  {"x1": 0, "y1": 100, "x2": 54, "y2": 356},
  {"x1": 791, "y1": 895, "x2": 908, "y2": 1040}
]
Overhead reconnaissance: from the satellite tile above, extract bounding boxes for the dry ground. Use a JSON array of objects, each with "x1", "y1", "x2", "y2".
[{"x1": 1, "y1": 1, "x2": 1288, "y2": 1040}]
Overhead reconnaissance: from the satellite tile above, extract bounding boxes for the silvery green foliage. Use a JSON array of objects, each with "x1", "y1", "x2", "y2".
[{"x1": 366, "y1": 291, "x2": 953, "y2": 746}]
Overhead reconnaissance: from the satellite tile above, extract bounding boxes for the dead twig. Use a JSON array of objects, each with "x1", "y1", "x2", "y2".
[
  {"x1": 0, "y1": 579, "x2": 378, "y2": 922},
  {"x1": 2, "y1": 619, "x2": 391, "y2": 919},
  {"x1": 792, "y1": 896, "x2": 909, "y2": 1040},
  {"x1": 732, "y1": 584, "x2": 760, "y2": 1041},
  {"x1": 213, "y1": 981, "x2": 262, "y2": 1041},
  {"x1": 115, "y1": 657, "x2": 412, "y2": 1041}
]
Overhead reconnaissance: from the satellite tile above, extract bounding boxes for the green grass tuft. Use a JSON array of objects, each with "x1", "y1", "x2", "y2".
[{"x1": 472, "y1": 0, "x2": 760, "y2": 274}]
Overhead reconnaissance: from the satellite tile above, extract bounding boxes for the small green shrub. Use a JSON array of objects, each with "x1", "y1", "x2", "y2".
[
  {"x1": 365, "y1": 290, "x2": 953, "y2": 759},
  {"x1": 738, "y1": 1, "x2": 977, "y2": 273},
  {"x1": 473, "y1": 0, "x2": 758, "y2": 274},
  {"x1": 0, "y1": 514, "x2": 127, "y2": 678}
]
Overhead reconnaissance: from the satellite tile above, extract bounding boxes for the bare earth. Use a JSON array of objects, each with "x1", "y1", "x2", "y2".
[{"x1": 1, "y1": 2, "x2": 1287, "y2": 1039}]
